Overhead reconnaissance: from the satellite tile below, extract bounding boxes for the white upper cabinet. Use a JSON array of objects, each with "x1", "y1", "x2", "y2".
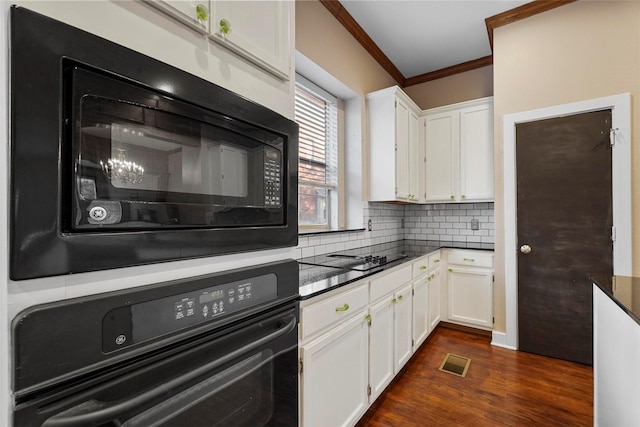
[
  {"x1": 210, "y1": 1, "x2": 292, "y2": 80},
  {"x1": 424, "y1": 97, "x2": 493, "y2": 203},
  {"x1": 424, "y1": 111, "x2": 457, "y2": 202},
  {"x1": 459, "y1": 102, "x2": 493, "y2": 201},
  {"x1": 143, "y1": 0, "x2": 292, "y2": 80},
  {"x1": 368, "y1": 86, "x2": 423, "y2": 203}
]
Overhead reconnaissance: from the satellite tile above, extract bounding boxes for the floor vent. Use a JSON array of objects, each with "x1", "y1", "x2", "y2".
[{"x1": 439, "y1": 353, "x2": 471, "y2": 377}]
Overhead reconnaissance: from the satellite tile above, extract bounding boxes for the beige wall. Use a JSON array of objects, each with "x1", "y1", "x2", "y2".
[
  {"x1": 295, "y1": 0, "x2": 396, "y2": 95},
  {"x1": 492, "y1": 0, "x2": 640, "y2": 332},
  {"x1": 404, "y1": 65, "x2": 494, "y2": 110}
]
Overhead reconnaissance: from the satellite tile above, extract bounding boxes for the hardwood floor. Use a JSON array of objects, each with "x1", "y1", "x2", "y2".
[{"x1": 357, "y1": 326, "x2": 593, "y2": 426}]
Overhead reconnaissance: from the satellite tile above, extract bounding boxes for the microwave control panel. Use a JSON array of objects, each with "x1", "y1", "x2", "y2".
[
  {"x1": 263, "y1": 149, "x2": 281, "y2": 207},
  {"x1": 102, "y1": 273, "x2": 278, "y2": 352}
]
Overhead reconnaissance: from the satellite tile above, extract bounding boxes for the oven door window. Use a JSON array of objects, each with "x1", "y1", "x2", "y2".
[
  {"x1": 70, "y1": 67, "x2": 285, "y2": 230},
  {"x1": 124, "y1": 350, "x2": 274, "y2": 427}
]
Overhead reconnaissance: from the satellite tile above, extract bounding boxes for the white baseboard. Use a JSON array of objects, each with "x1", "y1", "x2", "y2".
[{"x1": 491, "y1": 331, "x2": 517, "y2": 350}]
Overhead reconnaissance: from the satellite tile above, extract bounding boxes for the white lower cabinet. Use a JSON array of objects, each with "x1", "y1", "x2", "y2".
[
  {"x1": 368, "y1": 298, "x2": 394, "y2": 403},
  {"x1": 446, "y1": 249, "x2": 494, "y2": 329},
  {"x1": 427, "y1": 268, "x2": 442, "y2": 331},
  {"x1": 411, "y1": 275, "x2": 429, "y2": 351},
  {"x1": 299, "y1": 248, "x2": 494, "y2": 427},
  {"x1": 393, "y1": 284, "x2": 413, "y2": 372},
  {"x1": 300, "y1": 310, "x2": 369, "y2": 427}
]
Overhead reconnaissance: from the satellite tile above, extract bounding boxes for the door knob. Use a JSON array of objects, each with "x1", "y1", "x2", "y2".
[{"x1": 520, "y1": 244, "x2": 532, "y2": 254}]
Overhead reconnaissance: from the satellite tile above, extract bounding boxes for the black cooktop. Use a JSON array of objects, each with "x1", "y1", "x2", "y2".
[{"x1": 300, "y1": 253, "x2": 407, "y2": 271}]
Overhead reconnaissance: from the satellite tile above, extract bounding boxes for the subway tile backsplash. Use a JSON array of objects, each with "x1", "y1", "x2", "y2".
[{"x1": 295, "y1": 202, "x2": 494, "y2": 259}]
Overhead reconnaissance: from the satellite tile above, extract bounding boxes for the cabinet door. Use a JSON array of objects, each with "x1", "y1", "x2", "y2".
[
  {"x1": 369, "y1": 298, "x2": 394, "y2": 403},
  {"x1": 408, "y1": 109, "x2": 421, "y2": 202},
  {"x1": 210, "y1": 1, "x2": 292, "y2": 80},
  {"x1": 301, "y1": 311, "x2": 369, "y2": 427},
  {"x1": 425, "y1": 111, "x2": 458, "y2": 202},
  {"x1": 393, "y1": 284, "x2": 413, "y2": 372},
  {"x1": 412, "y1": 277, "x2": 429, "y2": 350},
  {"x1": 447, "y1": 267, "x2": 493, "y2": 329},
  {"x1": 459, "y1": 102, "x2": 493, "y2": 201},
  {"x1": 394, "y1": 99, "x2": 410, "y2": 201},
  {"x1": 144, "y1": 0, "x2": 209, "y2": 32},
  {"x1": 428, "y1": 268, "x2": 441, "y2": 332}
]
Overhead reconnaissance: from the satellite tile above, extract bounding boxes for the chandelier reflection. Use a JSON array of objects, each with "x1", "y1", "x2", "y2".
[{"x1": 100, "y1": 148, "x2": 145, "y2": 184}]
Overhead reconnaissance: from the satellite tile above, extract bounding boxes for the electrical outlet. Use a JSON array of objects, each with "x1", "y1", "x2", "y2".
[
  {"x1": 367, "y1": 219, "x2": 372, "y2": 231},
  {"x1": 471, "y1": 219, "x2": 480, "y2": 230}
]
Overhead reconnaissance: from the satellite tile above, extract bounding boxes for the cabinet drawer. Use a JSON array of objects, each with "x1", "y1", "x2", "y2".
[
  {"x1": 412, "y1": 256, "x2": 430, "y2": 277},
  {"x1": 300, "y1": 284, "x2": 369, "y2": 340},
  {"x1": 370, "y1": 265, "x2": 412, "y2": 302},
  {"x1": 428, "y1": 251, "x2": 442, "y2": 269},
  {"x1": 412, "y1": 251, "x2": 442, "y2": 277},
  {"x1": 447, "y1": 250, "x2": 493, "y2": 268}
]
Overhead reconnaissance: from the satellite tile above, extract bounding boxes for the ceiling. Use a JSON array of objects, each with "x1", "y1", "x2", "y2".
[
  {"x1": 321, "y1": 0, "x2": 573, "y2": 87},
  {"x1": 339, "y1": 1, "x2": 531, "y2": 78}
]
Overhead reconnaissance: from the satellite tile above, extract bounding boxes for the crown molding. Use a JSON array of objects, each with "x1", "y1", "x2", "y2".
[
  {"x1": 320, "y1": 0, "x2": 576, "y2": 88},
  {"x1": 485, "y1": 0, "x2": 577, "y2": 49},
  {"x1": 405, "y1": 56, "x2": 494, "y2": 87},
  {"x1": 319, "y1": 0, "x2": 406, "y2": 86}
]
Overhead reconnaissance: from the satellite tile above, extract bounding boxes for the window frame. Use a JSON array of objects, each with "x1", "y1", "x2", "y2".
[{"x1": 295, "y1": 74, "x2": 343, "y2": 231}]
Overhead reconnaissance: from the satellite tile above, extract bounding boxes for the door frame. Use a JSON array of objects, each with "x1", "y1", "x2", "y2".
[{"x1": 501, "y1": 93, "x2": 632, "y2": 350}]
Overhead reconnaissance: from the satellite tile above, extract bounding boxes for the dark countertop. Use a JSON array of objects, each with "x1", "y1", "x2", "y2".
[
  {"x1": 592, "y1": 275, "x2": 640, "y2": 326},
  {"x1": 299, "y1": 239, "x2": 494, "y2": 300}
]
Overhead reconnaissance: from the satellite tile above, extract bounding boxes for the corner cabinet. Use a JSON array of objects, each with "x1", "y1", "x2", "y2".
[
  {"x1": 424, "y1": 97, "x2": 493, "y2": 203},
  {"x1": 143, "y1": 0, "x2": 292, "y2": 80},
  {"x1": 445, "y1": 249, "x2": 494, "y2": 330},
  {"x1": 368, "y1": 86, "x2": 422, "y2": 203}
]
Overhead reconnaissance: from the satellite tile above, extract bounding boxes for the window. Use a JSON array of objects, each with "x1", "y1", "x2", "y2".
[{"x1": 294, "y1": 77, "x2": 339, "y2": 229}]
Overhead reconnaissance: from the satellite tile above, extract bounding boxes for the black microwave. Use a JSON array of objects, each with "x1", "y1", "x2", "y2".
[{"x1": 10, "y1": 7, "x2": 298, "y2": 280}]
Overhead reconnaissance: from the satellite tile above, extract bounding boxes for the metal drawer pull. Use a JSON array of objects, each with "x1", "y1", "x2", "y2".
[
  {"x1": 335, "y1": 303, "x2": 350, "y2": 312},
  {"x1": 463, "y1": 258, "x2": 475, "y2": 262},
  {"x1": 448, "y1": 268, "x2": 453, "y2": 272},
  {"x1": 434, "y1": 259, "x2": 440, "y2": 263},
  {"x1": 420, "y1": 265, "x2": 427, "y2": 270},
  {"x1": 398, "y1": 295, "x2": 403, "y2": 301},
  {"x1": 392, "y1": 298, "x2": 397, "y2": 305}
]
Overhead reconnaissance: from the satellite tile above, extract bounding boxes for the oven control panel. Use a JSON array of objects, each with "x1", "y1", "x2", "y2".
[{"x1": 102, "y1": 273, "x2": 278, "y2": 352}]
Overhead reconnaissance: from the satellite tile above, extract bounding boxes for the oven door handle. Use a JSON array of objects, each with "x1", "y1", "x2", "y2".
[{"x1": 41, "y1": 313, "x2": 297, "y2": 427}]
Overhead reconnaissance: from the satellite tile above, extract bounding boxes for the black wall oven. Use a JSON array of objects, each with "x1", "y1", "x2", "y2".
[
  {"x1": 10, "y1": 6, "x2": 298, "y2": 280},
  {"x1": 12, "y1": 260, "x2": 299, "y2": 426}
]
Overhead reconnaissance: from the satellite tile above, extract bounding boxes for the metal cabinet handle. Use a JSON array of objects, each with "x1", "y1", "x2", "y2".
[
  {"x1": 461, "y1": 195, "x2": 466, "y2": 199},
  {"x1": 450, "y1": 195, "x2": 455, "y2": 200},
  {"x1": 219, "y1": 18, "x2": 231, "y2": 35},
  {"x1": 463, "y1": 258, "x2": 475, "y2": 262},
  {"x1": 434, "y1": 259, "x2": 440, "y2": 263},
  {"x1": 398, "y1": 295, "x2": 403, "y2": 301},
  {"x1": 419, "y1": 265, "x2": 427, "y2": 270},
  {"x1": 392, "y1": 298, "x2": 397, "y2": 305},
  {"x1": 365, "y1": 314, "x2": 371, "y2": 325},
  {"x1": 196, "y1": 4, "x2": 209, "y2": 21},
  {"x1": 335, "y1": 303, "x2": 349, "y2": 312},
  {"x1": 448, "y1": 268, "x2": 453, "y2": 272}
]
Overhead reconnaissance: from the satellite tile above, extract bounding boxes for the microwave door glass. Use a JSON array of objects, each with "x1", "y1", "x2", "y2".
[{"x1": 75, "y1": 95, "x2": 284, "y2": 229}]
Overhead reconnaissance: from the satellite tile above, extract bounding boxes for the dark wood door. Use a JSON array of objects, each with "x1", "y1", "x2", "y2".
[{"x1": 516, "y1": 110, "x2": 613, "y2": 365}]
